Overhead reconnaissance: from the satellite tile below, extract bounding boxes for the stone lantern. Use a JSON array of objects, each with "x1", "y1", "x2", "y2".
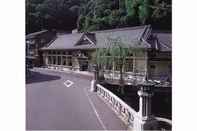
[{"x1": 134, "y1": 80, "x2": 158, "y2": 131}]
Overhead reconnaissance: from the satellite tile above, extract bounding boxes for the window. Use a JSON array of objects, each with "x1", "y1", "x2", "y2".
[
  {"x1": 62, "y1": 56, "x2": 72, "y2": 66},
  {"x1": 48, "y1": 56, "x2": 51, "y2": 65},
  {"x1": 68, "y1": 51, "x2": 72, "y2": 55},
  {"x1": 62, "y1": 56, "x2": 66, "y2": 65},
  {"x1": 67, "y1": 56, "x2": 72, "y2": 66},
  {"x1": 150, "y1": 65, "x2": 156, "y2": 69},
  {"x1": 41, "y1": 39, "x2": 45, "y2": 43},
  {"x1": 57, "y1": 56, "x2": 61, "y2": 65},
  {"x1": 125, "y1": 58, "x2": 133, "y2": 72},
  {"x1": 128, "y1": 53, "x2": 133, "y2": 57},
  {"x1": 52, "y1": 51, "x2": 56, "y2": 54},
  {"x1": 114, "y1": 59, "x2": 121, "y2": 71},
  {"x1": 106, "y1": 63, "x2": 112, "y2": 70},
  {"x1": 53, "y1": 56, "x2": 56, "y2": 65}
]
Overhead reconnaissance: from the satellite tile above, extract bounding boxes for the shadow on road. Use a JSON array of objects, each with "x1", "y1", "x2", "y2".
[{"x1": 26, "y1": 71, "x2": 61, "y2": 84}]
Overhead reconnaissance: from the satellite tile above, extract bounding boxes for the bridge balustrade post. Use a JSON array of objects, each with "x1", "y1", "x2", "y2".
[{"x1": 134, "y1": 81, "x2": 158, "y2": 131}]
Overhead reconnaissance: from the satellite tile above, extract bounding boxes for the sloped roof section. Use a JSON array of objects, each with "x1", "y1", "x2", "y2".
[
  {"x1": 155, "y1": 32, "x2": 172, "y2": 52},
  {"x1": 42, "y1": 25, "x2": 153, "y2": 50},
  {"x1": 42, "y1": 33, "x2": 84, "y2": 50},
  {"x1": 94, "y1": 25, "x2": 152, "y2": 49}
]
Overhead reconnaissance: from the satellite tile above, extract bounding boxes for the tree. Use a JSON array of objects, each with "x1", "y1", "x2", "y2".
[
  {"x1": 78, "y1": 0, "x2": 172, "y2": 31},
  {"x1": 95, "y1": 37, "x2": 139, "y2": 95},
  {"x1": 26, "y1": 0, "x2": 81, "y2": 34}
]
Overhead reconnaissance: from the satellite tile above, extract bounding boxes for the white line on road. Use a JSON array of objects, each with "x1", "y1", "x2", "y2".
[{"x1": 83, "y1": 88, "x2": 107, "y2": 131}]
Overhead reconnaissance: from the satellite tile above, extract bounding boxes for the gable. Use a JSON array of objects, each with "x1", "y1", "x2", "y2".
[{"x1": 75, "y1": 33, "x2": 96, "y2": 46}]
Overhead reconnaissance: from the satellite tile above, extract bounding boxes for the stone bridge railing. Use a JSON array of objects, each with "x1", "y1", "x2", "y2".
[
  {"x1": 96, "y1": 84, "x2": 138, "y2": 128},
  {"x1": 96, "y1": 84, "x2": 172, "y2": 130}
]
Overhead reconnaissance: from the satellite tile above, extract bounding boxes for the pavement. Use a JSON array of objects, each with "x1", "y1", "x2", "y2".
[{"x1": 26, "y1": 68, "x2": 127, "y2": 130}]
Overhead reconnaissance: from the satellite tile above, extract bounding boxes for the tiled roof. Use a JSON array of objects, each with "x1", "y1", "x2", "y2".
[
  {"x1": 26, "y1": 30, "x2": 48, "y2": 39},
  {"x1": 42, "y1": 33, "x2": 85, "y2": 50},
  {"x1": 42, "y1": 25, "x2": 152, "y2": 50},
  {"x1": 42, "y1": 25, "x2": 171, "y2": 51},
  {"x1": 94, "y1": 25, "x2": 151, "y2": 48}
]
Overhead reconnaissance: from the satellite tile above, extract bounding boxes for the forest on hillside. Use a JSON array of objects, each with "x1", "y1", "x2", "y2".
[{"x1": 26, "y1": 0, "x2": 171, "y2": 34}]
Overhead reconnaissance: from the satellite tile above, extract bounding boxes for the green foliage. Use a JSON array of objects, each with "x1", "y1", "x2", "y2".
[
  {"x1": 26, "y1": 0, "x2": 171, "y2": 34},
  {"x1": 95, "y1": 37, "x2": 137, "y2": 70},
  {"x1": 78, "y1": 0, "x2": 171, "y2": 31}
]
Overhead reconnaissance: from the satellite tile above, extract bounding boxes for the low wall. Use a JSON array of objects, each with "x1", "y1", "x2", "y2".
[
  {"x1": 96, "y1": 84, "x2": 138, "y2": 128},
  {"x1": 96, "y1": 84, "x2": 172, "y2": 130}
]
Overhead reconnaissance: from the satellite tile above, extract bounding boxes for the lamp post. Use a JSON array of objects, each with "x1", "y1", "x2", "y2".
[{"x1": 134, "y1": 80, "x2": 158, "y2": 131}]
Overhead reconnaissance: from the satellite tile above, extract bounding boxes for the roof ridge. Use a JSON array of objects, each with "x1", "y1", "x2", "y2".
[
  {"x1": 26, "y1": 30, "x2": 48, "y2": 36},
  {"x1": 138, "y1": 25, "x2": 152, "y2": 41}
]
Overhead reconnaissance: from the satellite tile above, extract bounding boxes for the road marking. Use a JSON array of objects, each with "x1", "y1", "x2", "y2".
[
  {"x1": 83, "y1": 88, "x2": 107, "y2": 131},
  {"x1": 63, "y1": 80, "x2": 74, "y2": 87}
]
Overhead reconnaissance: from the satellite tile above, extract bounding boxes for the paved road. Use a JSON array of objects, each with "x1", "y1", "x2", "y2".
[{"x1": 26, "y1": 68, "x2": 127, "y2": 130}]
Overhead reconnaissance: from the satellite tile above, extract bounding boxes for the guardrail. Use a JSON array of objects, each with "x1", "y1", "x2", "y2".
[{"x1": 96, "y1": 84, "x2": 138, "y2": 127}]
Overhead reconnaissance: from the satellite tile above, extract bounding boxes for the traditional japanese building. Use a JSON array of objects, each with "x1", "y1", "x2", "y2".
[
  {"x1": 41, "y1": 25, "x2": 171, "y2": 84},
  {"x1": 26, "y1": 30, "x2": 56, "y2": 67}
]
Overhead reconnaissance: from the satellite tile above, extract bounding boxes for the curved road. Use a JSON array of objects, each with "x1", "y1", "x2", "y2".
[{"x1": 26, "y1": 68, "x2": 127, "y2": 130}]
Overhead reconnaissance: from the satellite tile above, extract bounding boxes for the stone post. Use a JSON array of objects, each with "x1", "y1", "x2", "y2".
[
  {"x1": 91, "y1": 64, "x2": 98, "y2": 92},
  {"x1": 134, "y1": 82, "x2": 158, "y2": 131}
]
